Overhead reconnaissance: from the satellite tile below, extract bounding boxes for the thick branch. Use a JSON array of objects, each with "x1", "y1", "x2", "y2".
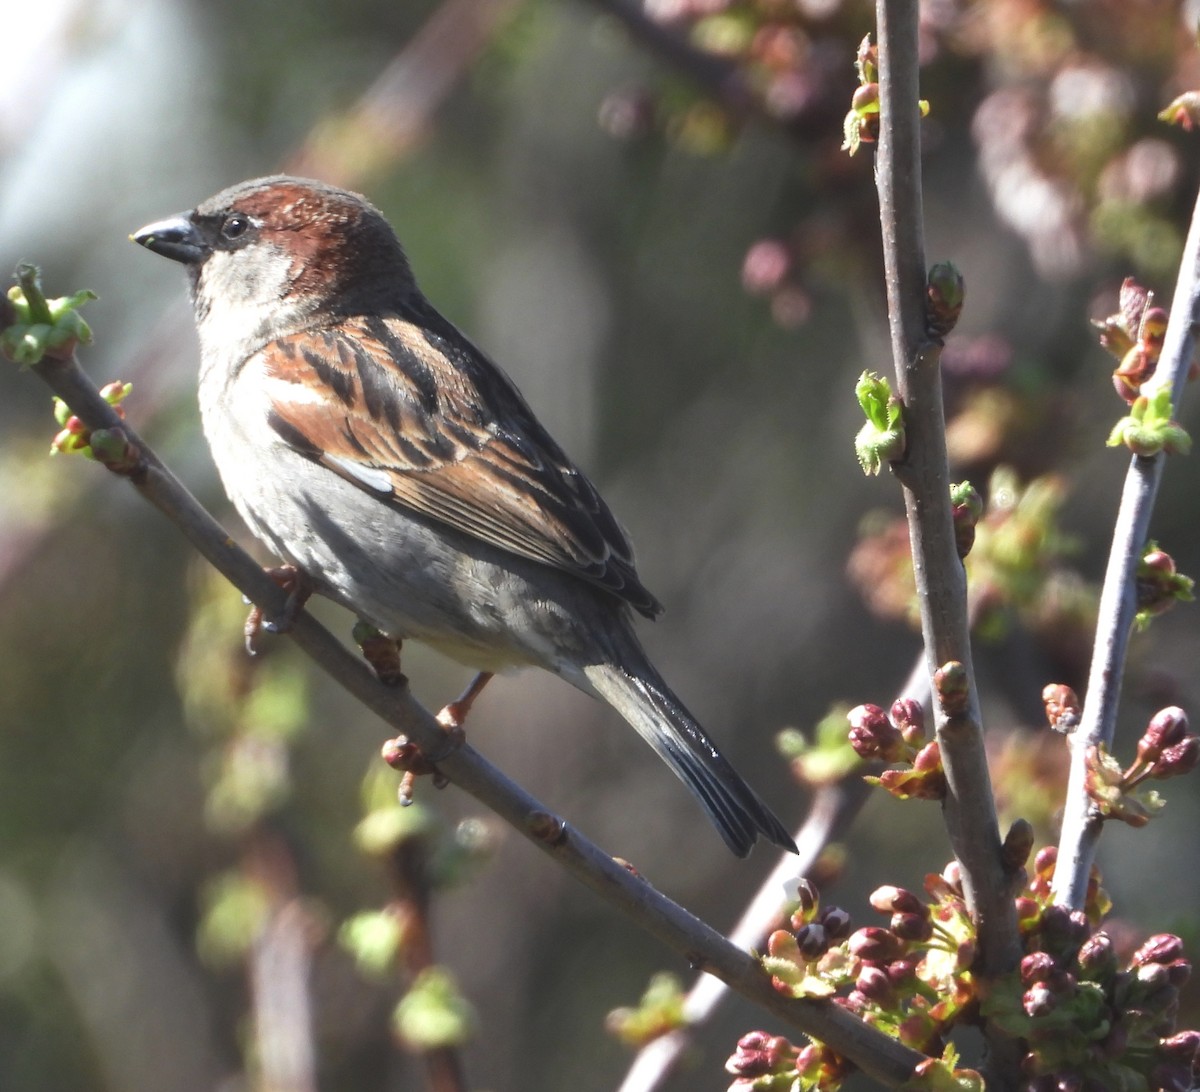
[
  {"x1": 21, "y1": 350, "x2": 925, "y2": 1086},
  {"x1": 1053, "y1": 184, "x2": 1200, "y2": 909}
]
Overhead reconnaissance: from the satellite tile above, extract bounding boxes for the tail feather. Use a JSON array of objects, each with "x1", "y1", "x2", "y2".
[{"x1": 582, "y1": 662, "x2": 797, "y2": 857}]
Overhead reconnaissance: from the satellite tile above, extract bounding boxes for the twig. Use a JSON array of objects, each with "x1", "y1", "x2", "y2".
[
  {"x1": 246, "y1": 833, "x2": 319, "y2": 1092},
  {"x1": 388, "y1": 833, "x2": 468, "y2": 1091},
  {"x1": 1052, "y1": 185, "x2": 1200, "y2": 909},
  {"x1": 615, "y1": 659, "x2": 932, "y2": 1092},
  {"x1": 873, "y1": 0, "x2": 1020, "y2": 1082},
  {"x1": 19, "y1": 349, "x2": 925, "y2": 1086}
]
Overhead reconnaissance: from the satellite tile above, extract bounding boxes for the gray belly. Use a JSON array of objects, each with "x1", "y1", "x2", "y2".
[{"x1": 220, "y1": 442, "x2": 600, "y2": 676}]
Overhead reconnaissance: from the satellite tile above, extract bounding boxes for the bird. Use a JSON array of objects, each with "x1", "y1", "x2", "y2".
[{"x1": 132, "y1": 175, "x2": 796, "y2": 857}]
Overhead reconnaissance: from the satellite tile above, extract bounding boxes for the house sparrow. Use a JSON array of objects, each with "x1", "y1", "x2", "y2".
[{"x1": 133, "y1": 176, "x2": 795, "y2": 857}]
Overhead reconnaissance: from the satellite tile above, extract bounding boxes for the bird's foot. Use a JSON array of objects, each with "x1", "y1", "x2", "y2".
[
  {"x1": 376, "y1": 673, "x2": 491, "y2": 806},
  {"x1": 352, "y1": 620, "x2": 406, "y2": 687},
  {"x1": 436, "y1": 671, "x2": 494, "y2": 730},
  {"x1": 244, "y1": 565, "x2": 312, "y2": 653}
]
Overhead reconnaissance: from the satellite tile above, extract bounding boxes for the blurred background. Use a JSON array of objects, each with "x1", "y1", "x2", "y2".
[{"x1": 3, "y1": 0, "x2": 1200, "y2": 1088}]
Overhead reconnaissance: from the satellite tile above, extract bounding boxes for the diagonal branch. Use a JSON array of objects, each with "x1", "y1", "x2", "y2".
[
  {"x1": 17, "y1": 347, "x2": 925, "y2": 1087},
  {"x1": 1052, "y1": 184, "x2": 1200, "y2": 909}
]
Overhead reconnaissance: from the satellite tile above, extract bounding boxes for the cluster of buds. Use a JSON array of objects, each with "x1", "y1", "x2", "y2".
[
  {"x1": 1093, "y1": 278, "x2": 1180, "y2": 404},
  {"x1": 842, "y1": 36, "x2": 880, "y2": 154},
  {"x1": 49, "y1": 382, "x2": 141, "y2": 473},
  {"x1": 746, "y1": 851, "x2": 1199, "y2": 1089},
  {"x1": 1084, "y1": 706, "x2": 1199, "y2": 828},
  {"x1": 849, "y1": 699, "x2": 946, "y2": 801},
  {"x1": 0, "y1": 265, "x2": 95, "y2": 366},
  {"x1": 760, "y1": 870, "x2": 978, "y2": 1065},
  {"x1": 725, "y1": 1029, "x2": 848, "y2": 1090},
  {"x1": 1135, "y1": 543, "x2": 1195, "y2": 630},
  {"x1": 761, "y1": 878, "x2": 854, "y2": 1002},
  {"x1": 841, "y1": 35, "x2": 929, "y2": 156},
  {"x1": 989, "y1": 850, "x2": 1197, "y2": 1090}
]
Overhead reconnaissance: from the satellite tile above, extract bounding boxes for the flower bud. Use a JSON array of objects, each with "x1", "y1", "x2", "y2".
[
  {"x1": 1023, "y1": 982, "x2": 1057, "y2": 1017},
  {"x1": 1033, "y1": 845, "x2": 1058, "y2": 876},
  {"x1": 1076, "y1": 932, "x2": 1117, "y2": 982},
  {"x1": 1152, "y1": 736, "x2": 1200, "y2": 779},
  {"x1": 795, "y1": 878, "x2": 819, "y2": 918},
  {"x1": 933, "y1": 661, "x2": 969, "y2": 717},
  {"x1": 726, "y1": 1031, "x2": 796, "y2": 1077},
  {"x1": 794, "y1": 923, "x2": 828, "y2": 961},
  {"x1": 926, "y1": 261, "x2": 965, "y2": 339},
  {"x1": 819, "y1": 906, "x2": 852, "y2": 940},
  {"x1": 1021, "y1": 951, "x2": 1058, "y2": 986},
  {"x1": 869, "y1": 885, "x2": 923, "y2": 916},
  {"x1": 855, "y1": 964, "x2": 894, "y2": 1005},
  {"x1": 1139, "y1": 707, "x2": 1188, "y2": 764},
  {"x1": 1158, "y1": 1029, "x2": 1200, "y2": 1065},
  {"x1": 887, "y1": 959, "x2": 919, "y2": 987},
  {"x1": 1001, "y1": 819, "x2": 1035, "y2": 873},
  {"x1": 1167, "y1": 959, "x2": 1191, "y2": 987},
  {"x1": 847, "y1": 927, "x2": 905, "y2": 963},
  {"x1": 847, "y1": 703, "x2": 904, "y2": 760},
  {"x1": 891, "y1": 912, "x2": 933, "y2": 943},
  {"x1": 1132, "y1": 934, "x2": 1185, "y2": 968},
  {"x1": 1136, "y1": 961, "x2": 1171, "y2": 991},
  {"x1": 890, "y1": 697, "x2": 925, "y2": 742},
  {"x1": 1042, "y1": 684, "x2": 1081, "y2": 732}
]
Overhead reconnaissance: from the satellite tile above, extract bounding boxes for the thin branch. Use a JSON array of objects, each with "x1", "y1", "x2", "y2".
[
  {"x1": 18, "y1": 349, "x2": 925, "y2": 1087},
  {"x1": 1052, "y1": 184, "x2": 1200, "y2": 909},
  {"x1": 246, "y1": 833, "x2": 319, "y2": 1092},
  {"x1": 874, "y1": 0, "x2": 1020, "y2": 1081},
  {"x1": 388, "y1": 833, "x2": 468, "y2": 1091},
  {"x1": 615, "y1": 660, "x2": 932, "y2": 1092}
]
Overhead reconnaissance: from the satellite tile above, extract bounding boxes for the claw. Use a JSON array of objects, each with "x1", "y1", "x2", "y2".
[{"x1": 242, "y1": 565, "x2": 313, "y2": 652}]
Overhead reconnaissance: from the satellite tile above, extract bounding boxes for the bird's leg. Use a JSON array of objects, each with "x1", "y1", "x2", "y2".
[
  {"x1": 436, "y1": 671, "x2": 494, "y2": 730},
  {"x1": 244, "y1": 565, "x2": 313, "y2": 653},
  {"x1": 352, "y1": 620, "x2": 406, "y2": 688}
]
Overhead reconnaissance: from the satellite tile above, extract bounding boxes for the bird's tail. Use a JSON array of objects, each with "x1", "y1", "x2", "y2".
[{"x1": 580, "y1": 659, "x2": 796, "y2": 857}]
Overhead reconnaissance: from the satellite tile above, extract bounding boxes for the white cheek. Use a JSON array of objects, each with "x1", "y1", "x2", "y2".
[{"x1": 194, "y1": 245, "x2": 312, "y2": 363}]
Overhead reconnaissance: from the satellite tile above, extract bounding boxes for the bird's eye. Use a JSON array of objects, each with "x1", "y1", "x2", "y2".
[{"x1": 221, "y1": 214, "x2": 252, "y2": 240}]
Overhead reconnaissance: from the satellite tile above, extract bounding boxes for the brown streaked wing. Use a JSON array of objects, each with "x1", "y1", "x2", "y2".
[{"x1": 259, "y1": 316, "x2": 663, "y2": 617}]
